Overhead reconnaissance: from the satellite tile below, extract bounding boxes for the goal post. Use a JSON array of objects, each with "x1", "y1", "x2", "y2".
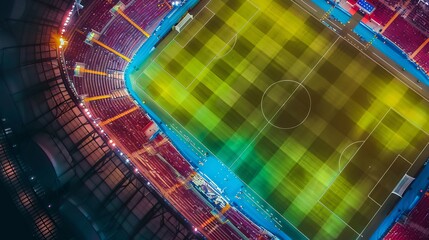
[
  {"x1": 392, "y1": 174, "x2": 415, "y2": 197},
  {"x1": 175, "y1": 13, "x2": 193, "y2": 33}
]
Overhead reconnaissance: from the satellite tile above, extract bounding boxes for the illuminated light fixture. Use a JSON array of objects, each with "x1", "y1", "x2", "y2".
[
  {"x1": 134, "y1": 168, "x2": 138, "y2": 172},
  {"x1": 172, "y1": 1, "x2": 181, "y2": 7},
  {"x1": 59, "y1": 36, "x2": 66, "y2": 49}
]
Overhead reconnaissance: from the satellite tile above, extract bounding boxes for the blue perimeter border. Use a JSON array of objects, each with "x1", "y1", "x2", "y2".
[
  {"x1": 312, "y1": 0, "x2": 429, "y2": 86},
  {"x1": 311, "y1": 0, "x2": 429, "y2": 238},
  {"x1": 124, "y1": 0, "x2": 429, "y2": 239},
  {"x1": 124, "y1": 1, "x2": 296, "y2": 239},
  {"x1": 370, "y1": 160, "x2": 429, "y2": 240}
]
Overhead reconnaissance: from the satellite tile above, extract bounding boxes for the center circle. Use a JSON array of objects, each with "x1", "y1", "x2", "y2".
[{"x1": 261, "y1": 80, "x2": 311, "y2": 129}]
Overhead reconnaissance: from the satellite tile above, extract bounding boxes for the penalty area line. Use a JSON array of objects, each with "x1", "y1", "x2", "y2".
[
  {"x1": 317, "y1": 108, "x2": 392, "y2": 203},
  {"x1": 318, "y1": 201, "x2": 361, "y2": 237},
  {"x1": 241, "y1": 189, "x2": 310, "y2": 240}
]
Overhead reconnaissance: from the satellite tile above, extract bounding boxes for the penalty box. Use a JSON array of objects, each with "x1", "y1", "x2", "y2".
[
  {"x1": 319, "y1": 108, "x2": 429, "y2": 234},
  {"x1": 154, "y1": 0, "x2": 259, "y2": 89}
]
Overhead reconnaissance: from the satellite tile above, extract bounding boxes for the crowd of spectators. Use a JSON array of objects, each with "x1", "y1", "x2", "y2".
[
  {"x1": 384, "y1": 192, "x2": 429, "y2": 239},
  {"x1": 352, "y1": 0, "x2": 429, "y2": 73},
  {"x1": 63, "y1": 0, "x2": 274, "y2": 239}
]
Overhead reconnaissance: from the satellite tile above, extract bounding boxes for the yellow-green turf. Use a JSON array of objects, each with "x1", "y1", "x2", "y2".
[{"x1": 130, "y1": 0, "x2": 429, "y2": 238}]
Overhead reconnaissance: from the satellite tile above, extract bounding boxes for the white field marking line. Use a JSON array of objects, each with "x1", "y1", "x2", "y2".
[
  {"x1": 368, "y1": 195, "x2": 382, "y2": 207},
  {"x1": 367, "y1": 155, "x2": 406, "y2": 205},
  {"x1": 242, "y1": 191, "x2": 283, "y2": 227},
  {"x1": 358, "y1": 194, "x2": 390, "y2": 240},
  {"x1": 295, "y1": 0, "x2": 318, "y2": 13},
  {"x1": 150, "y1": 3, "x2": 215, "y2": 63},
  {"x1": 292, "y1": 0, "x2": 426, "y2": 96},
  {"x1": 242, "y1": 191, "x2": 309, "y2": 239},
  {"x1": 356, "y1": 155, "x2": 416, "y2": 239},
  {"x1": 355, "y1": 38, "x2": 429, "y2": 99},
  {"x1": 135, "y1": 48, "x2": 307, "y2": 239},
  {"x1": 150, "y1": 36, "x2": 177, "y2": 64},
  {"x1": 317, "y1": 108, "x2": 392, "y2": 202},
  {"x1": 318, "y1": 201, "x2": 361, "y2": 236},
  {"x1": 229, "y1": 36, "x2": 340, "y2": 169},
  {"x1": 135, "y1": 83, "x2": 309, "y2": 238},
  {"x1": 326, "y1": 18, "x2": 342, "y2": 30},
  {"x1": 134, "y1": 84, "x2": 224, "y2": 166},
  {"x1": 358, "y1": 145, "x2": 427, "y2": 239},
  {"x1": 184, "y1": 6, "x2": 260, "y2": 89},
  {"x1": 134, "y1": 39, "x2": 175, "y2": 81},
  {"x1": 390, "y1": 107, "x2": 429, "y2": 136},
  {"x1": 291, "y1": 0, "x2": 318, "y2": 17},
  {"x1": 408, "y1": 141, "x2": 429, "y2": 166},
  {"x1": 204, "y1": 2, "x2": 215, "y2": 15},
  {"x1": 357, "y1": 200, "x2": 382, "y2": 239},
  {"x1": 214, "y1": 35, "x2": 237, "y2": 59},
  {"x1": 372, "y1": 53, "x2": 423, "y2": 90},
  {"x1": 400, "y1": 154, "x2": 413, "y2": 165},
  {"x1": 134, "y1": 3, "x2": 422, "y2": 235},
  {"x1": 338, "y1": 140, "x2": 365, "y2": 173},
  {"x1": 261, "y1": 80, "x2": 312, "y2": 130},
  {"x1": 173, "y1": 7, "x2": 216, "y2": 48},
  {"x1": 346, "y1": 33, "x2": 365, "y2": 47},
  {"x1": 340, "y1": 36, "x2": 429, "y2": 98},
  {"x1": 235, "y1": 0, "x2": 260, "y2": 14},
  {"x1": 183, "y1": 30, "x2": 240, "y2": 89},
  {"x1": 399, "y1": 154, "x2": 413, "y2": 171},
  {"x1": 169, "y1": 123, "x2": 205, "y2": 157}
]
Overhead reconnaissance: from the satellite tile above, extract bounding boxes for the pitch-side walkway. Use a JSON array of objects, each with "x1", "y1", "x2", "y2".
[{"x1": 124, "y1": 1, "x2": 299, "y2": 239}]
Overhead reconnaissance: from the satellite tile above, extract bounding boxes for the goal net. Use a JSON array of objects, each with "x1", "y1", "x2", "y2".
[
  {"x1": 175, "y1": 13, "x2": 193, "y2": 33},
  {"x1": 392, "y1": 174, "x2": 415, "y2": 197}
]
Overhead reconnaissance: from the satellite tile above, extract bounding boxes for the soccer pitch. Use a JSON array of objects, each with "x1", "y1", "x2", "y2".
[{"x1": 130, "y1": 0, "x2": 429, "y2": 238}]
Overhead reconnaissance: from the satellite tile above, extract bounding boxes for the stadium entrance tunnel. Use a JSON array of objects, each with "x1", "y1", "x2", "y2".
[
  {"x1": 261, "y1": 80, "x2": 311, "y2": 129},
  {"x1": 20, "y1": 133, "x2": 74, "y2": 190}
]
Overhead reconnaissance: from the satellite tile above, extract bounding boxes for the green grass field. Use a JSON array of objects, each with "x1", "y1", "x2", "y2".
[{"x1": 130, "y1": 0, "x2": 429, "y2": 238}]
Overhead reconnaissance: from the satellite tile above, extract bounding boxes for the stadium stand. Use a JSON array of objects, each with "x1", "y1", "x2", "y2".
[
  {"x1": 0, "y1": 0, "x2": 203, "y2": 239},
  {"x1": 408, "y1": 1, "x2": 429, "y2": 35},
  {"x1": 370, "y1": 1, "x2": 396, "y2": 26},
  {"x1": 414, "y1": 41, "x2": 429, "y2": 71},
  {"x1": 351, "y1": 0, "x2": 429, "y2": 73},
  {"x1": 382, "y1": 16, "x2": 426, "y2": 54},
  {"x1": 61, "y1": 0, "x2": 275, "y2": 239},
  {"x1": 384, "y1": 192, "x2": 429, "y2": 239}
]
